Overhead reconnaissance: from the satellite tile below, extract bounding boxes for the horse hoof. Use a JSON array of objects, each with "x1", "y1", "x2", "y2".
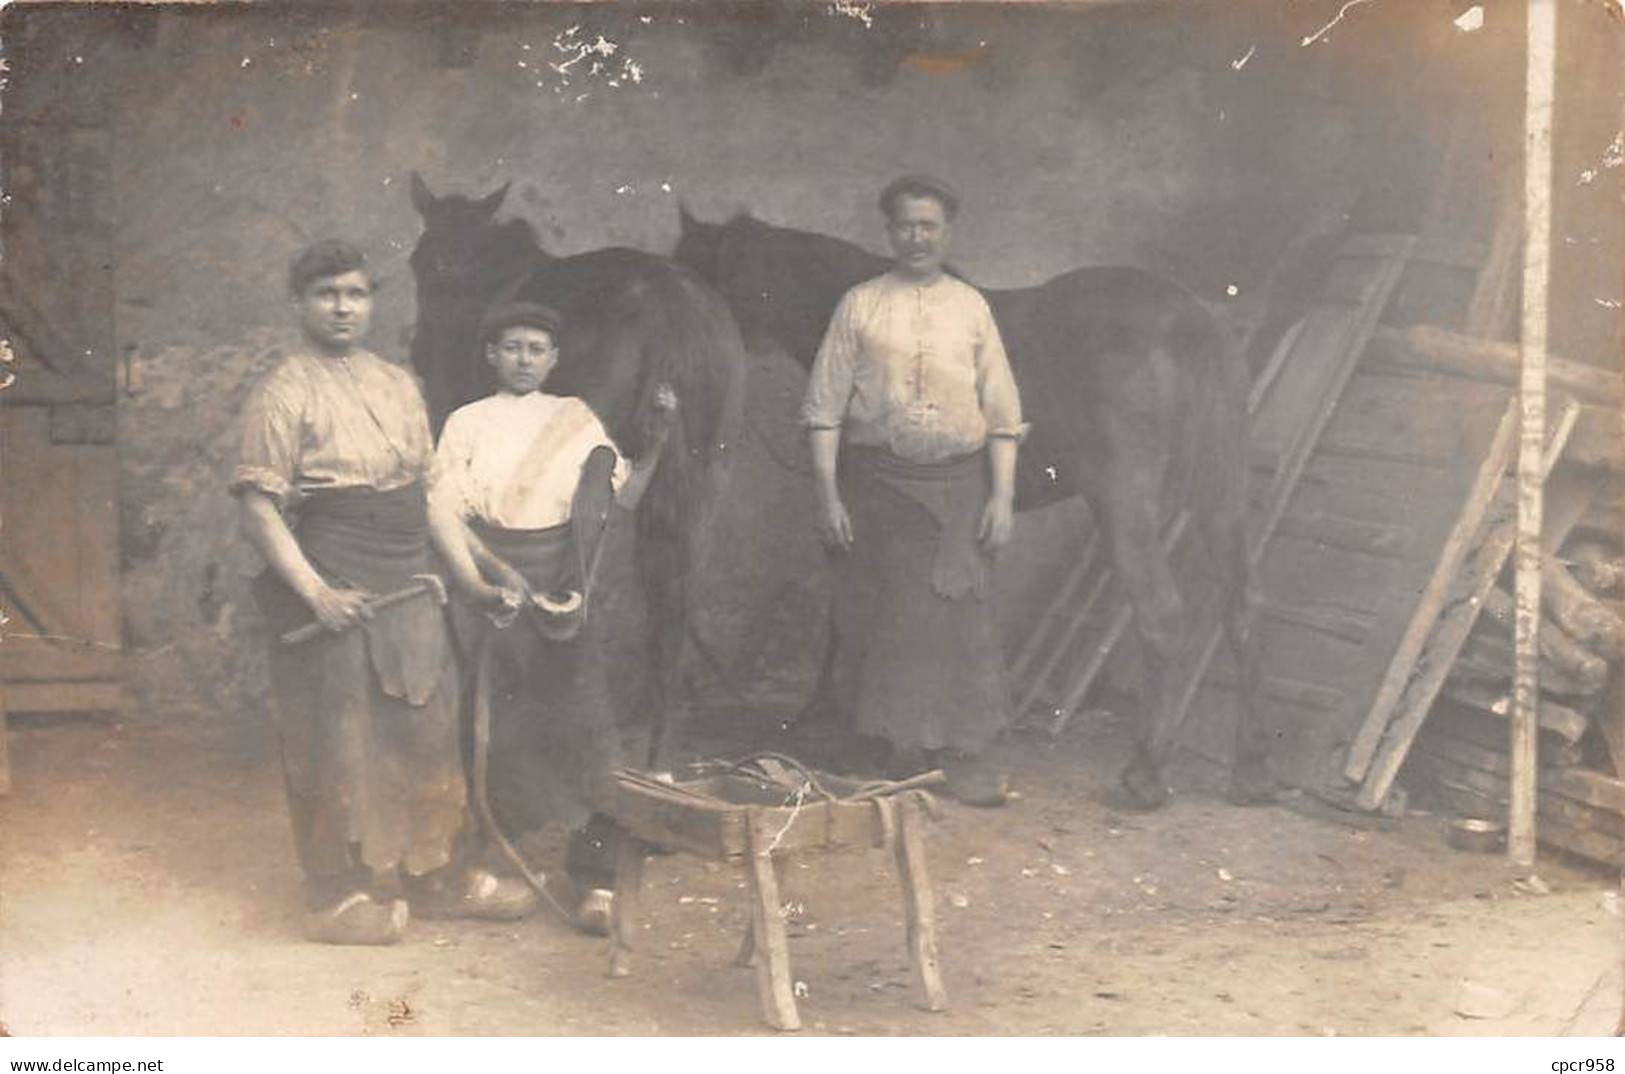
[
  {"x1": 1105, "y1": 770, "x2": 1170, "y2": 813},
  {"x1": 1225, "y1": 757, "x2": 1277, "y2": 807},
  {"x1": 1227, "y1": 776, "x2": 1278, "y2": 808}
]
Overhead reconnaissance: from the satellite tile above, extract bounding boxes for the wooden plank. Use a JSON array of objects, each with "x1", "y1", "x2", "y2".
[
  {"x1": 1257, "y1": 239, "x2": 1418, "y2": 548},
  {"x1": 1343, "y1": 398, "x2": 1522, "y2": 780},
  {"x1": 1273, "y1": 511, "x2": 1412, "y2": 560},
  {"x1": 1410, "y1": 741, "x2": 1625, "y2": 821},
  {"x1": 1408, "y1": 751, "x2": 1622, "y2": 837},
  {"x1": 1201, "y1": 671, "x2": 1346, "y2": 713},
  {"x1": 1352, "y1": 402, "x2": 1585, "y2": 807},
  {"x1": 1320, "y1": 369, "x2": 1509, "y2": 469},
  {"x1": 1259, "y1": 599, "x2": 1376, "y2": 646},
  {"x1": 1259, "y1": 534, "x2": 1405, "y2": 616},
  {"x1": 1414, "y1": 733, "x2": 1583, "y2": 791},
  {"x1": 1434, "y1": 685, "x2": 1589, "y2": 745},
  {"x1": 1369, "y1": 324, "x2": 1623, "y2": 408},
  {"x1": 1293, "y1": 453, "x2": 1484, "y2": 522}
]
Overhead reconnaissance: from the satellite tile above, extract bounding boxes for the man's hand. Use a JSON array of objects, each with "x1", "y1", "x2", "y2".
[
  {"x1": 978, "y1": 494, "x2": 1014, "y2": 553},
  {"x1": 820, "y1": 493, "x2": 855, "y2": 550},
  {"x1": 304, "y1": 581, "x2": 374, "y2": 633}
]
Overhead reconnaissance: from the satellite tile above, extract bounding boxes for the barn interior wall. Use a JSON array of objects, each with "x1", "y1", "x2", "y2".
[{"x1": 2, "y1": 1, "x2": 1617, "y2": 733}]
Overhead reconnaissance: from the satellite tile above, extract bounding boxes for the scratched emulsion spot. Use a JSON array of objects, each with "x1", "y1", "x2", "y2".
[
  {"x1": 0, "y1": 339, "x2": 15, "y2": 393},
  {"x1": 828, "y1": 0, "x2": 874, "y2": 28},
  {"x1": 1301, "y1": 0, "x2": 1378, "y2": 47},
  {"x1": 538, "y1": 24, "x2": 644, "y2": 96},
  {"x1": 1578, "y1": 132, "x2": 1623, "y2": 185},
  {"x1": 1453, "y1": 6, "x2": 1484, "y2": 33}
]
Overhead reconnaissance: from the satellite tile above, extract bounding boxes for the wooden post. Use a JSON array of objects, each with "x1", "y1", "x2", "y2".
[
  {"x1": 1511, "y1": 0, "x2": 1558, "y2": 870},
  {"x1": 893, "y1": 793, "x2": 949, "y2": 1013},
  {"x1": 607, "y1": 837, "x2": 645, "y2": 979},
  {"x1": 743, "y1": 808, "x2": 800, "y2": 1031}
]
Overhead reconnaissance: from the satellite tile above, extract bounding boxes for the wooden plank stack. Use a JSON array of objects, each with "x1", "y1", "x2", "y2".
[{"x1": 1368, "y1": 325, "x2": 1625, "y2": 868}]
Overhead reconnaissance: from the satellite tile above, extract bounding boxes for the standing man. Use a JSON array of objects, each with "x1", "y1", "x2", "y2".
[
  {"x1": 801, "y1": 175, "x2": 1026, "y2": 807},
  {"x1": 233, "y1": 240, "x2": 533, "y2": 944}
]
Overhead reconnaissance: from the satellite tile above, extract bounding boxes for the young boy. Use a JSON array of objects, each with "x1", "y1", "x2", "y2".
[{"x1": 428, "y1": 301, "x2": 674, "y2": 932}]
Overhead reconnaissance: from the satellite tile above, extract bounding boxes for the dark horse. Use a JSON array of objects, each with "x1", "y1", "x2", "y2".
[
  {"x1": 674, "y1": 207, "x2": 1265, "y2": 809},
  {"x1": 409, "y1": 176, "x2": 747, "y2": 766}
]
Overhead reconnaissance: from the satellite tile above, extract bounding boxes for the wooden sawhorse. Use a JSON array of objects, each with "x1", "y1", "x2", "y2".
[{"x1": 606, "y1": 767, "x2": 948, "y2": 1031}]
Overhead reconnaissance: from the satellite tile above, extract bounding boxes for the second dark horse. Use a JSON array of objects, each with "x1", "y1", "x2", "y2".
[
  {"x1": 408, "y1": 176, "x2": 747, "y2": 767},
  {"x1": 675, "y1": 207, "x2": 1266, "y2": 809}
]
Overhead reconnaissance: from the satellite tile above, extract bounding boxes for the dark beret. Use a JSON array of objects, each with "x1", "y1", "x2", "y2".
[{"x1": 479, "y1": 301, "x2": 563, "y2": 346}]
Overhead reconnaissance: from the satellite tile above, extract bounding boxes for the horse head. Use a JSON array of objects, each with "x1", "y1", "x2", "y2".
[{"x1": 407, "y1": 173, "x2": 540, "y2": 428}]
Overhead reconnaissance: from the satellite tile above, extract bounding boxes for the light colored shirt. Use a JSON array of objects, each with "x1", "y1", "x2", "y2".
[
  {"x1": 231, "y1": 348, "x2": 434, "y2": 509},
  {"x1": 430, "y1": 391, "x2": 629, "y2": 530},
  {"x1": 800, "y1": 271, "x2": 1026, "y2": 463}
]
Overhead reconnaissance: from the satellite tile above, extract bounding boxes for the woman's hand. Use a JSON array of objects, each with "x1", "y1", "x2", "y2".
[
  {"x1": 819, "y1": 493, "x2": 855, "y2": 550},
  {"x1": 978, "y1": 494, "x2": 1014, "y2": 554},
  {"x1": 303, "y1": 580, "x2": 374, "y2": 633}
]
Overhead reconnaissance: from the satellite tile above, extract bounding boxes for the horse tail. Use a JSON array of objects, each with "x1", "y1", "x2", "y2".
[
  {"x1": 630, "y1": 267, "x2": 747, "y2": 584},
  {"x1": 621, "y1": 264, "x2": 747, "y2": 762},
  {"x1": 1174, "y1": 289, "x2": 1259, "y2": 632}
]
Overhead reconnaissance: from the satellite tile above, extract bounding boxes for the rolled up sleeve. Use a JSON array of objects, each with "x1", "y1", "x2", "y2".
[
  {"x1": 800, "y1": 292, "x2": 859, "y2": 431},
  {"x1": 427, "y1": 411, "x2": 473, "y2": 521},
  {"x1": 974, "y1": 303, "x2": 1029, "y2": 442},
  {"x1": 229, "y1": 383, "x2": 301, "y2": 508}
]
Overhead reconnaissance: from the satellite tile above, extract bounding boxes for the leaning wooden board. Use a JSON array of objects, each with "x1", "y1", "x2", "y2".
[
  {"x1": 1348, "y1": 408, "x2": 1590, "y2": 809},
  {"x1": 1179, "y1": 356, "x2": 1517, "y2": 788}
]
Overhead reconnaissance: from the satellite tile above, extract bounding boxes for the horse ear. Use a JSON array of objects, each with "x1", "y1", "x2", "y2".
[
  {"x1": 477, "y1": 181, "x2": 512, "y2": 218},
  {"x1": 410, "y1": 171, "x2": 436, "y2": 217}
]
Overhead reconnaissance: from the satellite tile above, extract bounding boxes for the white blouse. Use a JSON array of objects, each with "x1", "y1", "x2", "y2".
[
  {"x1": 430, "y1": 391, "x2": 629, "y2": 530},
  {"x1": 800, "y1": 272, "x2": 1026, "y2": 463}
]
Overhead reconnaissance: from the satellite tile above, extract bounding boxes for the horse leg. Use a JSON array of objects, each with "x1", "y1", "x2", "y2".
[
  {"x1": 1213, "y1": 512, "x2": 1273, "y2": 806},
  {"x1": 792, "y1": 606, "x2": 840, "y2": 729},
  {"x1": 1098, "y1": 393, "x2": 1185, "y2": 812},
  {"x1": 639, "y1": 545, "x2": 689, "y2": 773}
]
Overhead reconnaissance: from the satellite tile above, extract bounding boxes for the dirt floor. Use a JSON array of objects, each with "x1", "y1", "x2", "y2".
[{"x1": 3, "y1": 699, "x2": 1622, "y2": 1037}]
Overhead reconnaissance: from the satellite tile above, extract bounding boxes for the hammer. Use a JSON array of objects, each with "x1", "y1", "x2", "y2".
[{"x1": 279, "y1": 573, "x2": 447, "y2": 645}]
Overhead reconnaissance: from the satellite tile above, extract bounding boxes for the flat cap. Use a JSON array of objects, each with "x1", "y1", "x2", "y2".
[{"x1": 479, "y1": 301, "x2": 563, "y2": 346}]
